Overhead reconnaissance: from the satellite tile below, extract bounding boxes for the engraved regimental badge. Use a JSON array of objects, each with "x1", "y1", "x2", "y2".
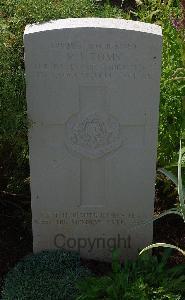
[{"x1": 65, "y1": 112, "x2": 122, "y2": 158}]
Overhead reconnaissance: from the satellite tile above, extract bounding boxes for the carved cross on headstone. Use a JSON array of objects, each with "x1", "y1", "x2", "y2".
[{"x1": 65, "y1": 85, "x2": 145, "y2": 207}]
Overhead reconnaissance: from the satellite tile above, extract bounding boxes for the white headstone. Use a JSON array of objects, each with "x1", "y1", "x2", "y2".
[{"x1": 24, "y1": 18, "x2": 162, "y2": 261}]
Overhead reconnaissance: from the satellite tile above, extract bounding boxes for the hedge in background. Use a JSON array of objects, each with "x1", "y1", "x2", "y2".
[{"x1": 2, "y1": 250, "x2": 90, "y2": 300}]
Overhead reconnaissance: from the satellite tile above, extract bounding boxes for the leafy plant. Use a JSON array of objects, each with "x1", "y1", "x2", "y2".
[
  {"x1": 2, "y1": 250, "x2": 90, "y2": 300},
  {"x1": 138, "y1": 0, "x2": 185, "y2": 260},
  {"x1": 132, "y1": 0, "x2": 184, "y2": 166},
  {"x1": 155, "y1": 140, "x2": 185, "y2": 222},
  {"x1": 77, "y1": 249, "x2": 185, "y2": 300},
  {"x1": 139, "y1": 141, "x2": 185, "y2": 258}
]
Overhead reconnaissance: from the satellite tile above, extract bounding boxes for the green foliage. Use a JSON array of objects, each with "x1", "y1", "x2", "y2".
[
  {"x1": 156, "y1": 140, "x2": 185, "y2": 221},
  {"x1": 133, "y1": 0, "x2": 184, "y2": 165},
  {"x1": 77, "y1": 250, "x2": 185, "y2": 300},
  {"x1": 2, "y1": 250, "x2": 90, "y2": 300},
  {"x1": 140, "y1": 141, "x2": 185, "y2": 260}
]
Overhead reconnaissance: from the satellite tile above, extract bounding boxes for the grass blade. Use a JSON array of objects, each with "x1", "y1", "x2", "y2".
[{"x1": 139, "y1": 243, "x2": 185, "y2": 257}]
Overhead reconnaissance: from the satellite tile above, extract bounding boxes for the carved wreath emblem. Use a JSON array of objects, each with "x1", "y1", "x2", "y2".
[{"x1": 65, "y1": 112, "x2": 122, "y2": 158}]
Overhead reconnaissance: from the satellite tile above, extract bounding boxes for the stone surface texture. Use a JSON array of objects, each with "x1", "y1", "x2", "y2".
[{"x1": 24, "y1": 18, "x2": 162, "y2": 261}]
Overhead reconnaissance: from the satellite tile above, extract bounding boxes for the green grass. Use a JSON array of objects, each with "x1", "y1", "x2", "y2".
[{"x1": 0, "y1": 0, "x2": 184, "y2": 192}]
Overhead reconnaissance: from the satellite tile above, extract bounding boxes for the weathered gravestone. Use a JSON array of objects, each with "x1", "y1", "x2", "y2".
[{"x1": 24, "y1": 18, "x2": 162, "y2": 261}]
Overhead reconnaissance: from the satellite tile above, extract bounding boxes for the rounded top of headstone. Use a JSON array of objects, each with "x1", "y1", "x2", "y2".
[{"x1": 24, "y1": 18, "x2": 162, "y2": 36}]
